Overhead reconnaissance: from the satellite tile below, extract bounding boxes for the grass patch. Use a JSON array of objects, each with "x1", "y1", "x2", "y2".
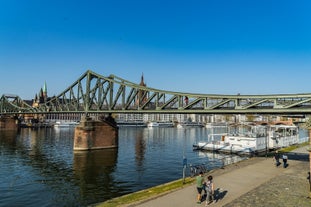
[
  {"x1": 94, "y1": 177, "x2": 195, "y2": 207},
  {"x1": 278, "y1": 142, "x2": 309, "y2": 153}
]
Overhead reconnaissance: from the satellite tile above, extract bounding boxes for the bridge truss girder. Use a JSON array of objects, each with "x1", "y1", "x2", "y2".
[
  {"x1": 2, "y1": 70, "x2": 311, "y2": 115},
  {"x1": 0, "y1": 94, "x2": 37, "y2": 114}
]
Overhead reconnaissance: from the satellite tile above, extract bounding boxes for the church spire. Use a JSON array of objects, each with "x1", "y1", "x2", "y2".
[
  {"x1": 139, "y1": 73, "x2": 146, "y2": 87},
  {"x1": 42, "y1": 81, "x2": 47, "y2": 97}
]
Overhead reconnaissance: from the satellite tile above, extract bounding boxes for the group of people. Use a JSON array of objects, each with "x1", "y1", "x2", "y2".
[
  {"x1": 196, "y1": 172, "x2": 214, "y2": 205},
  {"x1": 273, "y1": 150, "x2": 288, "y2": 168},
  {"x1": 194, "y1": 151, "x2": 288, "y2": 205},
  {"x1": 194, "y1": 150, "x2": 289, "y2": 205}
]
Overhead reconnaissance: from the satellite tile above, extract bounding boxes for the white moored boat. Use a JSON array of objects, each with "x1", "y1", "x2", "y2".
[
  {"x1": 147, "y1": 121, "x2": 174, "y2": 128},
  {"x1": 177, "y1": 122, "x2": 204, "y2": 128},
  {"x1": 147, "y1": 122, "x2": 160, "y2": 127},
  {"x1": 193, "y1": 123, "x2": 299, "y2": 155},
  {"x1": 54, "y1": 121, "x2": 78, "y2": 128},
  {"x1": 268, "y1": 124, "x2": 299, "y2": 148}
]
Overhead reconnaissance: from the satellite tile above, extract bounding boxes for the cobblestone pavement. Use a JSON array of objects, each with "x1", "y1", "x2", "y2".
[
  {"x1": 223, "y1": 145, "x2": 311, "y2": 207},
  {"x1": 223, "y1": 160, "x2": 310, "y2": 207}
]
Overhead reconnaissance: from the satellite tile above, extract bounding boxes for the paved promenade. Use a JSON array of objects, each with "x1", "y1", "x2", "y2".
[{"x1": 127, "y1": 145, "x2": 310, "y2": 207}]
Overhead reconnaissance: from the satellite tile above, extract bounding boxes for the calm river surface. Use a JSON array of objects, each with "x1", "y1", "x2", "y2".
[{"x1": 0, "y1": 126, "x2": 307, "y2": 207}]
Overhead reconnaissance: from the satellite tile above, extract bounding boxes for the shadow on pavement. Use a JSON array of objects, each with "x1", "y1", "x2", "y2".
[
  {"x1": 214, "y1": 188, "x2": 228, "y2": 203},
  {"x1": 286, "y1": 152, "x2": 309, "y2": 161}
]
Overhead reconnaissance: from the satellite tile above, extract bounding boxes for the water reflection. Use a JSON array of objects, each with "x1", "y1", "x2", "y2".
[
  {"x1": 0, "y1": 130, "x2": 18, "y2": 147},
  {"x1": 196, "y1": 151, "x2": 246, "y2": 169},
  {"x1": 134, "y1": 129, "x2": 145, "y2": 168},
  {"x1": 73, "y1": 149, "x2": 118, "y2": 203},
  {"x1": 1, "y1": 126, "x2": 287, "y2": 207}
]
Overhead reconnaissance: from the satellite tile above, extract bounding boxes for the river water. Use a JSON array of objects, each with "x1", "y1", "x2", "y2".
[{"x1": 0, "y1": 126, "x2": 308, "y2": 207}]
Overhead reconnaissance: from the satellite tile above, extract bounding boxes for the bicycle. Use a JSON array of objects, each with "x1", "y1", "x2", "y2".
[{"x1": 189, "y1": 163, "x2": 208, "y2": 177}]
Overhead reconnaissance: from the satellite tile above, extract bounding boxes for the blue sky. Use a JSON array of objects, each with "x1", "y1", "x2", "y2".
[{"x1": 1, "y1": 0, "x2": 311, "y2": 99}]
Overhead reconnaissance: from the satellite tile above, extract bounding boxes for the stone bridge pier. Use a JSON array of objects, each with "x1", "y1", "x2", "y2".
[{"x1": 74, "y1": 114, "x2": 118, "y2": 150}]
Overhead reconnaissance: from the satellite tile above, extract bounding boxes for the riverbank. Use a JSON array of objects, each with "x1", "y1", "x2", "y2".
[{"x1": 94, "y1": 144, "x2": 310, "y2": 207}]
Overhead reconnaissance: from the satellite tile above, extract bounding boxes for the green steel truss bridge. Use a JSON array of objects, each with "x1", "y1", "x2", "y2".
[{"x1": 2, "y1": 70, "x2": 311, "y2": 115}]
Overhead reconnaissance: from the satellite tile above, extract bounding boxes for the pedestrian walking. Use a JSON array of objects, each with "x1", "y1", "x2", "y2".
[
  {"x1": 205, "y1": 175, "x2": 214, "y2": 206},
  {"x1": 196, "y1": 171, "x2": 204, "y2": 204},
  {"x1": 273, "y1": 150, "x2": 281, "y2": 167},
  {"x1": 282, "y1": 154, "x2": 288, "y2": 168}
]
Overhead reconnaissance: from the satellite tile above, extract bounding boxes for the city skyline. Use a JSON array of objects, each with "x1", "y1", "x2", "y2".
[{"x1": 1, "y1": 0, "x2": 311, "y2": 99}]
